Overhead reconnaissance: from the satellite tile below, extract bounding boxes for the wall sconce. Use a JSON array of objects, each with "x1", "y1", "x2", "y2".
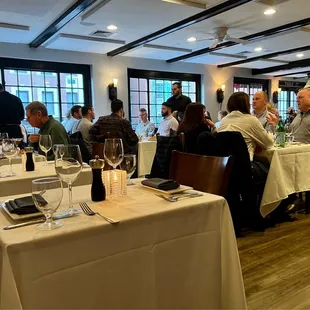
[
  {"x1": 216, "y1": 84, "x2": 225, "y2": 104},
  {"x1": 273, "y1": 88, "x2": 280, "y2": 104},
  {"x1": 108, "y1": 78, "x2": 118, "y2": 101}
]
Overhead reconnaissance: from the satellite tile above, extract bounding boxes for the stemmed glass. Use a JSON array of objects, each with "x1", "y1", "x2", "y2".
[
  {"x1": 39, "y1": 135, "x2": 52, "y2": 163},
  {"x1": 120, "y1": 154, "x2": 136, "y2": 185},
  {"x1": 54, "y1": 145, "x2": 83, "y2": 214},
  {"x1": 2, "y1": 138, "x2": 17, "y2": 177},
  {"x1": 32, "y1": 177, "x2": 63, "y2": 230},
  {"x1": 0, "y1": 133, "x2": 9, "y2": 155},
  {"x1": 104, "y1": 138, "x2": 124, "y2": 169},
  {"x1": 285, "y1": 124, "x2": 294, "y2": 143}
]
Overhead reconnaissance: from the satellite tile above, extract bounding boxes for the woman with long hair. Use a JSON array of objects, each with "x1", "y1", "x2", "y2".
[{"x1": 178, "y1": 103, "x2": 215, "y2": 153}]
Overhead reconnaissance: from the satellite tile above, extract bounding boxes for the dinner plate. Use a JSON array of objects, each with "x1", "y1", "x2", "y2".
[
  {"x1": 138, "y1": 182, "x2": 193, "y2": 195},
  {"x1": 1, "y1": 202, "x2": 42, "y2": 221}
]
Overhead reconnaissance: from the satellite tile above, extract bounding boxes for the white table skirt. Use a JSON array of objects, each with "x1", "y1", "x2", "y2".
[
  {"x1": 138, "y1": 141, "x2": 156, "y2": 177},
  {"x1": 0, "y1": 162, "x2": 92, "y2": 196},
  {"x1": 260, "y1": 144, "x2": 310, "y2": 217},
  {"x1": 0, "y1": 182, "x2": 246, "y2": 309}
]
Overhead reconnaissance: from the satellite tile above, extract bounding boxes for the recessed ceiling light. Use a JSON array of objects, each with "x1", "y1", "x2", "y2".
[
  {"x1": 296, "y1": 53, "x2": 304, "y2": 58},
  {"x1": 107, "y1": 25, "x2": 118, "y2": 31},
  {"x1": 187, "y1": 37, "x2": 197, "y2": 43},
  {"x1": 255, "y1": 47, "x2": 263, "y2": 52},
  {"x1": 264, "y1": 8, "x2": 276, "y2": 15}
]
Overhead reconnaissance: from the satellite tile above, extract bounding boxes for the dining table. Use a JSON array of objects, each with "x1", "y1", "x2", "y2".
[
  {"x1": 0, "y1": 154, "x2": 46, "y2": 165},
  {"x1": 259, "y1": 143, "x2": 310, "y2": 217},
  {"x1": 0, "y1": 181, "x2": 246, "y2": 310},
  {"x1": 137, "y1": 140, "x2": 157, "y2": 177},
  {"x1": 0, "y1": 161, "x2": 92, "y2": 196}
]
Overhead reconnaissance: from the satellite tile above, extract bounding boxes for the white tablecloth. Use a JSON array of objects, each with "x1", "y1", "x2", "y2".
[
  {"x1": 0, "y1": 182, "x2": 246, "y2": 309},
  {"x1": 260, "y1": 144, "x2": 310, "y2": 217},
  {"x1": 0, "y1": 154, "x2": 45, "y2": 165},
  {"x1": 0, "y1": 162, "x2": 92, "y2": 196},
  {"x1": 138, "y1": 141, "x2": 156, "y2": 177}
]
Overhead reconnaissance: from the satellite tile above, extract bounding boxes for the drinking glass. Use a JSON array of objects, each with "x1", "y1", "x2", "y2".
[
  {"x1": 54, "y1": 145, "x2": 83, "y2": 214},
  {"x1": 39, "y1": 135, "x2": 52, "y2": 163},
  {"x1": 104, "y1": 138, "x2": 124, "y2": 169},
  {"x1": 53, "y1": 144, "x2": 65, "y2": 160},
  {"x1": 2, "y1": 139, "x2": 17, "y2": 177},
  {"x1": 285, "y1": 124, "x2": 294, "y2": 143},
  {"x1": 120, "y1": 154, "x2": 136, "y2": 185},
  {"x1": 32, "y1": 177, "x2": 63, "y2": 230},
  {"x1": 0, "y1": 133, "x2": 9, "y2": 154}
]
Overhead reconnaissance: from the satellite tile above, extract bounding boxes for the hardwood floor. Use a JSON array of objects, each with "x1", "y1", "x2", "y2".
[{"x1": 238, "y1": 214, "x2": 310, "y2": 310}]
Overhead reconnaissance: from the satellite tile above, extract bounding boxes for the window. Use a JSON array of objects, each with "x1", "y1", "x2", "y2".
[
  {"x1": 128, "y1": 69, "x2": 201, "y2": 127},
  {"x1": 234, "y1": 77, "x2": 269, "y2": 112},
  {"x1": 277, "y1": 90, "x2": 298, "y2": 119},
  {"x1": 0, "y1": 58, "x2": 91, "y2": 134}
]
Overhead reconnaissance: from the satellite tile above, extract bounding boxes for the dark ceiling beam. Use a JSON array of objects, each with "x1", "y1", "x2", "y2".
[
  {"x1": 217, "y1": 45, "x2": 310, "y2": 68},
  {"x1": 252, "y1": 58, "x2": 310, "y2": 75},
  {"x1": 166, "y1": 17, "x2": 310, "y2": 63},
  {"x1": 274, "y1": 69, "x2": 310, "y2": 78},
  {"x1": 29, "y1": 0, "x2": 99, "y2": 48},
  {"x1": 107, "y1": 0, "x2": 253, "y2": 57}
]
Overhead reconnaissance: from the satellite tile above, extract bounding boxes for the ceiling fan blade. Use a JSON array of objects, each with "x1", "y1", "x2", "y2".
[{"x1": 210, "y1": 40, "x2": 218, "y2": 49}]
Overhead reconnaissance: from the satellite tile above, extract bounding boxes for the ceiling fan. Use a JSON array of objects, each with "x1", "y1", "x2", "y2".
[{"x1": 193, "y1": 27, "x2": 249, "y2": 48}]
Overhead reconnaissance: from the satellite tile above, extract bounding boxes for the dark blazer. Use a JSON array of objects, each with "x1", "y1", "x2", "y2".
[{"x1": 0, "y1": 91, "x2": 24, "y2": 125}]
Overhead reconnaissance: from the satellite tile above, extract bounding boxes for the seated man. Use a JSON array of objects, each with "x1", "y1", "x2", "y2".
[
  {"x1": 89, "y1": 99, "x2": 138, "y2": 154},
  {"x1": 157, "y1": 102, "x2": 179, "y2": 137},
  {"x1": 65, "y1": 105, "x2": 82, "y2": 134},
  {"x1": 135, "y1": 108, "x2": 155, "y2": 138},
  {"x1": 26, "y1": 101, "x2": 69, "y2": 160},
  {"x1": 72, "y1": 105, "x2": 95, "y2": 154}
]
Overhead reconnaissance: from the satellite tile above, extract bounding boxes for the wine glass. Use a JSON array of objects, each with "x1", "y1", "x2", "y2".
[
  {"x1": 120, "y1": 154, "x2": 136, "y2": 185},
  {"x1": 104, "y1": 138, "x2": 124, "y2": 169},
  {"x1": 53, "y1": 144, "x2": 65, "y2": 160},
  {"x1": 0, "y1": 132, "x2": 9, "y2": 155},
  {"x1": 54, "y1": 145, "x2": 83, "y2": 214},
  {"x1": 32, "y1": 177, "x2": 63, "y2": 230},
  {"x1": 2, "y1": 138, "x2": 17, "y2": 177},
  {"x1": 39, "y1": 135, "x2": 52, "y2": 163}
]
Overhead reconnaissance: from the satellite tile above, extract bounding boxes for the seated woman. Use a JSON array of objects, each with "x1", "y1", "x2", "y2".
[
  {"x1": 218, "y1": 92, "x2": 273, "y2": 186},
  {"x1": 178, "y1": 103, "x2": 215, "y2": 153}
]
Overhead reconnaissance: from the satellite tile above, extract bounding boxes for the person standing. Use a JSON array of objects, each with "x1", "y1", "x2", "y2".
[
  {"x1": 64, "y1": 105, "x2": 82, "y2": 134},
  {"x1": 72, "y1": 106, "x2": 95, "y2": 154},
  {"x1": 0, "y1": 83, "x2": 25, "y2": 138},
  {"x1": 157, "y1": 102, "x2": 179, "y2": 137},
  {"x1": 167, "y1": 82, "x2": 191, "y2": 121},
  {"x1": 135, "y1": 108, "x2": 155, "y2": 138}
]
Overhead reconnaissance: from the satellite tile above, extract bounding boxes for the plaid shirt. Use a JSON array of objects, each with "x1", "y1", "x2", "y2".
[{"x1": 89, "y1": 113, "x2": 138, "y2": 154}]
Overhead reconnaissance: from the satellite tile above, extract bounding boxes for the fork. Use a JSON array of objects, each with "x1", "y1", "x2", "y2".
[
  {"x1": 156, "y1": 193, "x2": 203, "y2": 202},
  {"x1": 79, "y1": 202, "x2": 119, "y2": 224}
]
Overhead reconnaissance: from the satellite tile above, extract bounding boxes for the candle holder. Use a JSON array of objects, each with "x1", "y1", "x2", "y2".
[{"x1": 102, "y1": 169, "x2": 127, "y2": 199}]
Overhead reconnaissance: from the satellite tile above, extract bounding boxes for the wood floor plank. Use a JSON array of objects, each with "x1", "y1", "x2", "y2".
[{"x1": 238, "y1": 215, "x2": 310, "y2": 310}]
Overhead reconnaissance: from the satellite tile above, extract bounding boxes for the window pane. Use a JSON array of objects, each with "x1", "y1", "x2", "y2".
[
  {"x1": 189, "y1": 94, "x2": 196, "y2": 102},
  {"x1": 139, "y1": 92, "x2": 148, "y2": 104},
  {"x1": 43, "y1": 89, "x2": 58, "y2": 103},
  {"x1": 139, "y1": 79, "x2": 147, "y2": 91},
  {"x1": 60, "y1": 73, "x2": 72, "y2": 88},
  {"x1": 182, "y1": 81, "x2": 189, "y2": 93},
  {"x1": 164, "y1": 93, "x2": 170, "y2": 101},
  {"x1": 32, "y1": 87, "x2": 46, "y2": 101},
  {"x1": 18, "y1": 70, "x2": 31, "y2": 86},
  {"x1": 72, "y1": 74, "x2": 83, "y2": 89},
  {"x1": 75, "y1": 89, "x2": 84, "y2": 104},
  {"x1": 45, "y1": 72, "x2": 58, "y2": 87},
  {"x1": 130, "y1": 92, "x2": 139, "y2": 104},
  {"x1": 149, "y1": 80, "x2": 156, "y2": 92},
  {"x1": 18, "y1": 87, "x2": 33, "y2": 102},
  {"x1": 164, "y1": 80, "x2": 171, "y2": 93},
  {"x1": 61, "y1": 104, "x2": 73, "y2": 119},
  {"x1": 131, "y1": 105, "x2": 140, "y2": 118},
  {"x1": 155, "y1": 80, "x2": 164, "y2": 92},
  {"x1": 189, "y1": 82, "x2": 196, "y2": 93},
  {"x1": 149, "y1": 92, "x2": 156, "y2": 104},
  {"x1": 4, "y1": 69, "x2": 18, "y2": 86},
  {"x1": 61, "y1": 89, "x2": 72, "y2": 103},
  {"x1": 130, "y1": 78, "x2": 139, "y2": 91},
  {"x1": 31, "y1": 72, "x2": 44, "y2": 86}
]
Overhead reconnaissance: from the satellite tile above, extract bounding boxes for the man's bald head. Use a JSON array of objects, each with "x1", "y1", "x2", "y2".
[
  {"x1": 253, "y1": 91, "x2": 269, "y2": 115},
  {"x1": 297, "y1": 88, "x2": 310, "y2": 112}
]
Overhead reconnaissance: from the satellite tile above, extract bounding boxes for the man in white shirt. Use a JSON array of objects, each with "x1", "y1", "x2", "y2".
[
  {"x1": 157, "y1": 102, "x2": 179, "y2": 137},
  {"x1": 253, "y1": 91, "x2": 278, "y2": 129},
  {"x1": 72, "y1": 106, "x2": 95, "y2": 154},
  {"x1": 135, "y1": 108, "x2": 155, "y2": 138},
  {"x1": 65, "y1": 105, "x2": 82, "y2": 134}
]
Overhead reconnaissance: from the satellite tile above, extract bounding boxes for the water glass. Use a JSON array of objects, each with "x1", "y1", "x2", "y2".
[
  {"x1": 54, "y1": 145, "x2": 83, "y2": 214},
  {"x1": 2, "y1": 139, "x2": 17, "y2": 177},
  {"x1": 0, "y1": 133, "x2": 9, "y2": 155},
  {"x1": 104, "y1": 138, "x2": 124, "y2": 169},
  {"x1": 39, "y1": 135, "x2": 52, "y2": 163},
  {"x1": 32, "y1": 177, "x2": 63, "y2": 230},
  {"x1": 120, "y1": 154, "x2": 136, "y2": 185}
]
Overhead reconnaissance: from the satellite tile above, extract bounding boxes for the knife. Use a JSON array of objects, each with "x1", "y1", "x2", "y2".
[{"x1": 3, "y1": 212, "x2": 80, "y2": 230}]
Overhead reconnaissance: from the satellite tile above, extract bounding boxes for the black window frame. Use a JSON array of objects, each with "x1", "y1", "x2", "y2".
[
  {"x1": 0, "y1": 57, "x2": 92, "y2": 121},
  {"x1": 127, "y1": 68, "x2": 202, "y2": 126}
]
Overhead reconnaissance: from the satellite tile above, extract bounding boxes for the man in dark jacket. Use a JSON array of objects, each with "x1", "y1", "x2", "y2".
[{"x1": 0, "y1": 83, "x2": 25, "y2": 138}]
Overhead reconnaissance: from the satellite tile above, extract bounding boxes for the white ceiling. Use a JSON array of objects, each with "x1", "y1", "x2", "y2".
[{"x1": 0, "y1": 0, "x2": 310, "y2": 77}]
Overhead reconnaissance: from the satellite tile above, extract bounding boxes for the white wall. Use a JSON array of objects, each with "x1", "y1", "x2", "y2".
[{"x1": 0, "y1": 42, "x2": 280, "y2": 120}]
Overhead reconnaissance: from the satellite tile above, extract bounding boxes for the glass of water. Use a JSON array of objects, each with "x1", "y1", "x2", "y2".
[
  {"x1": 120, "y1": 154, "x2": 136, "y2": 185},
  {"x1": 2, "y1": 138, "x2": 17, "y2": 177},
  {"x1": 39, "y1": 135, "x2": 52, "y2": 163}
]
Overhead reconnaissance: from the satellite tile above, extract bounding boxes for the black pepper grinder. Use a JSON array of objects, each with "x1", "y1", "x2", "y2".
[
  {"x1": 25, "y1": 147, "x2": 35, "y2": 172},
  {"x1": 89, "y1": 155, "x2": 106, "y2": 202}
]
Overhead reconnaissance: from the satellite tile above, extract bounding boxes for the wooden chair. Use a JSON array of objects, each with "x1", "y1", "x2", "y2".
[{"x1": 169, "y1": 151, "x2": 233, "y2": 197}]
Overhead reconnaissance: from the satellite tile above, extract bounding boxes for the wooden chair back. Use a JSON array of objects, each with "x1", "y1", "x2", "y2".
[{"x1": 169, "y1": 151, "x2": 233, "y2": 197}]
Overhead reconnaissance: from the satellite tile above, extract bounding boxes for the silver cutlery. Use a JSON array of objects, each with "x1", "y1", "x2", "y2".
[
  {"x1": 3, "y1": 212, "x2": 79, "y2": 230},
  {"x1": 79, "y1": 202, "x2": 119, "y2": 224},
  {"x1": 156, "y1": 192, "x2": 203, "y2": 202}
]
